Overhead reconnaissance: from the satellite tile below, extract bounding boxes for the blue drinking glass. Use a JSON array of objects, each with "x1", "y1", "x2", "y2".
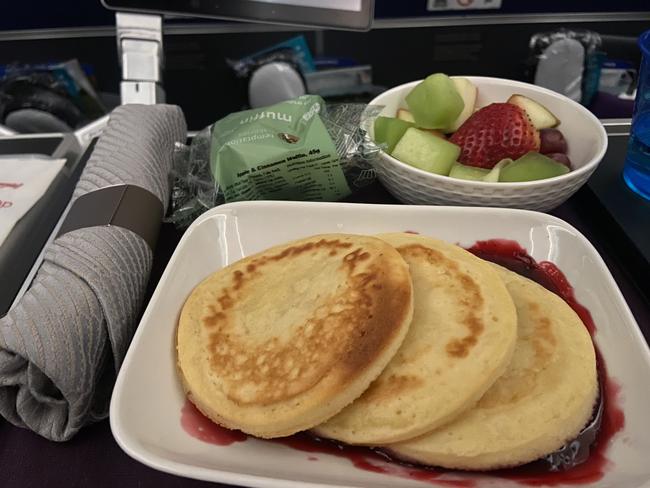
[{"x1": 623, "y1": 30, "x2": 650, "y2": 199}]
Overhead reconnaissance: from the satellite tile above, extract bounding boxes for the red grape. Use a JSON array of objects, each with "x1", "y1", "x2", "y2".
[
  {"x1": 540, "y1": 128, "x2": 568, "y2": 154},
  {"x1": 546, "y1": 152, "x2": 572, "y2": 168}
]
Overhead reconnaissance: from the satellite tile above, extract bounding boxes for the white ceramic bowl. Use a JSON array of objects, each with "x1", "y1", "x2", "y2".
[{"x1": 369, "y1": 76, "x2": 608, "y2": 211}]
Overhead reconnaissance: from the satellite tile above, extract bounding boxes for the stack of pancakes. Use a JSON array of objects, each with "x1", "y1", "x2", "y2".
[{"x1": 177, "y1": 232, "x2": 598, "y2": 470}]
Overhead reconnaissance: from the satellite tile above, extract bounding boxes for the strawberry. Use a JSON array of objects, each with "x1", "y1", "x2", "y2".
[{"x1": 449, "y1": 103, "x2": 540, "y2": 169}]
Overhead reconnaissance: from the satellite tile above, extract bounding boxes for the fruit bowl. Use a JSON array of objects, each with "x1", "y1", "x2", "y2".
[{"x1": 369, "y1": 76, "x2": 608, "y2": 211}]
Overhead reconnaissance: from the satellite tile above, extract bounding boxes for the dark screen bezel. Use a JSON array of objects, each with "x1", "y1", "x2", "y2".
[{"x1": 101, "y1": 0, "x2": 374, "y2": 31}]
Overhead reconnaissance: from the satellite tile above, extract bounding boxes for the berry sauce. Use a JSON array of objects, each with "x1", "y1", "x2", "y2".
[
  {"x1": 181, "y1": 401, "x2": 246, "y2": 445},
  {"x1": 180, "y1": 238, "x2": 625, "y2": 487}
]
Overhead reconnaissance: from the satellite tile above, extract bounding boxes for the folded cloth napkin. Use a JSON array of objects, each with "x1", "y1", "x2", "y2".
[{"x1": 0, "y1": 104, "x2": 187, "y2": 441}]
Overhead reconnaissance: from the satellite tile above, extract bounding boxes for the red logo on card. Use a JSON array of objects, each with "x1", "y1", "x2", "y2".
[{"x1": 0, "y1": 182, "x2": 23, "y2": 189}]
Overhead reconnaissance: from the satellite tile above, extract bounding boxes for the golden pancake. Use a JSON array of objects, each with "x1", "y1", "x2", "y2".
[
  {"x1": 176, "y1": 234, "x2": 414, "y2": 438},
  {"x1": 314, "y1": 233, "x2": 517, "y2": 444},
  {"x1": 389, "y1": 265, "x2": 598, "y2": 470}
]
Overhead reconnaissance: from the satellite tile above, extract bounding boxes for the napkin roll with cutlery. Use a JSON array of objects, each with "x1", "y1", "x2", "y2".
[{"x1": 0, "y1": 104, "x2": 187, "y2": 441}]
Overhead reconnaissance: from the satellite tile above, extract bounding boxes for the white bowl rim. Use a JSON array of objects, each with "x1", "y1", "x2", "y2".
[{"x1": 369, "y1": 76, "x2": 609, "y2": 189}]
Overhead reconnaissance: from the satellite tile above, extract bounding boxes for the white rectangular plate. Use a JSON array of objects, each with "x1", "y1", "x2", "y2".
[{"x1": 110, "y1": 201, "x2": 650, "y2": 488}]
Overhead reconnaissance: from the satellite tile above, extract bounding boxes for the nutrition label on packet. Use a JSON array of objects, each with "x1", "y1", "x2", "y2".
[
  {"x1": 221, "y1": 147, "x2": 348, "y2": 202},
  {"x1": 211, "y1": 95, "x2": 351, "y2": 203}
]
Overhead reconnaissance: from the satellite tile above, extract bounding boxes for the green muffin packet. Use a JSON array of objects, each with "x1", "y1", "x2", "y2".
[{"x1": 168, "y1": 95, "x2": 381, "y2": 228}]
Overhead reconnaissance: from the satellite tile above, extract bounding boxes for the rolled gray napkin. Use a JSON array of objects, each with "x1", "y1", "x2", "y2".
[{"x1": 0, "y1": 104, "x2": 187, "y2": 441}]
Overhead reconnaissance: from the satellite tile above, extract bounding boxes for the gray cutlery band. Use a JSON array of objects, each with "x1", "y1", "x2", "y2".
[{"x1": 57, "y1": 184, "x2": 163, "y2": 251}]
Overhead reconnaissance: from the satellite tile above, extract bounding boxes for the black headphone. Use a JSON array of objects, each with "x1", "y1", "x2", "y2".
[{"x1": 0, "y1": 72, "x2": 85, "y2": 130}]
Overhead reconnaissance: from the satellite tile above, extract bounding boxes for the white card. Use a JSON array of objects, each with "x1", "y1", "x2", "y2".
[{"x1": 0, "y1": 156, "x2": 66, "y2": 246}]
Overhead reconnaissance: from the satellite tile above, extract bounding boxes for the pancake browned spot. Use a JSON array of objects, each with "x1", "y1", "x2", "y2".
[
  {"x1": 398, "y1": 244, "x2": 486, "y2": 359},
  {"x1": 314, "y1": 233, "x2": 517, "y2": 445},
  {"x1": 389, "y1": 264, "x2": 598, "y2": 471},
  {"x1": 176, "y1": 234, "x2": 414, "y2": 438}
]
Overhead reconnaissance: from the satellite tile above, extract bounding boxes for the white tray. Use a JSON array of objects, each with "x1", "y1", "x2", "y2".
[{"x1": 110, "y1": 201, "x2": 650, "y2": 488}]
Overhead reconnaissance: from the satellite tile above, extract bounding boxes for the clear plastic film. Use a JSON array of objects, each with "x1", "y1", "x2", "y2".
[
  {"x1": 228, "y1": 35, "x2": 316, "y2": 79},
  {"x1": 167, "y1": 96, "x2": 382, "y2": 228}
]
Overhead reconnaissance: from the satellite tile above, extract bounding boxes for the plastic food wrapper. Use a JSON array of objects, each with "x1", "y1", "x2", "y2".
[
  {"x1": 527, "y1": 29, "x2": 603, "y2": 106},
  {"x1": 168, "y1": 95, "x2": 382, "y2": 228},
  {"x1": 228, "y1": 35, "x2": 316, "y2": 79}
]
